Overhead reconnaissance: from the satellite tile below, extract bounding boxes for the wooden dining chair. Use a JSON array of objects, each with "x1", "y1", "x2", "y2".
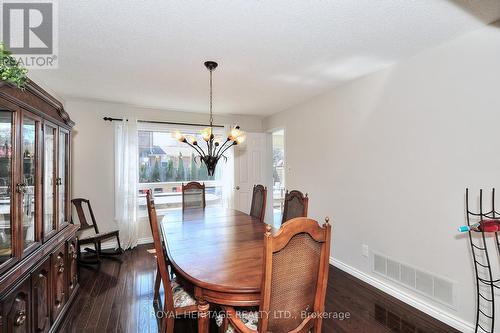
[
  {"x1": 144, "y1": 190, "x2": 174, "y2": 306},
  {"x1": 249, "y1": 184, "x2": 267, "y2": 222},
  {"x1": 281, "y1": 190, "x2": 309, "y2": 224},
  {"x1": 220, "y1": 217, "x2": 331, "y2": 333},
  {"x1": 182, "y1": 181, "x2": 206, "y2": 209},
  {"x1": 71, "y1": 198, "x2": 122, "y2": 264},
  {"x1": 146, "y1": 191, "x2": 199, "y2": 333}
]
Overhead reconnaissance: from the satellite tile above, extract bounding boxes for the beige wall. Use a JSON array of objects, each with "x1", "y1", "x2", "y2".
[
  {"x1": 264, "y1": 23, "x2": 500, "y2": 330},
  {"x1": 67, "y1": 98, "x2": 263, "y2": 240}
]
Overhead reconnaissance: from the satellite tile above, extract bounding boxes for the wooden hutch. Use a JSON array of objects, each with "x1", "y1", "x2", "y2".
[{"x1": 0, "y1": 80, "x2": 78, "y2": 332}]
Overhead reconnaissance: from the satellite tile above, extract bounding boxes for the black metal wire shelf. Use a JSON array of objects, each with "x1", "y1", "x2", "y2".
[{"x1": 465, "y1": 188, "x2": 500, "y2": 333}]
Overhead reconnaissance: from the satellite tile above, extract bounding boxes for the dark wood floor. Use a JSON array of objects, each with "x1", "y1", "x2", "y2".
[{"x1": 57, "y1": 245, "x2": 459, "y2": 333}]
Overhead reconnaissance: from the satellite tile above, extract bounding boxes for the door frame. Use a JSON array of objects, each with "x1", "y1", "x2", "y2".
[{"x1": 269, "y1": 127, "x2": 286, "y2": 226}]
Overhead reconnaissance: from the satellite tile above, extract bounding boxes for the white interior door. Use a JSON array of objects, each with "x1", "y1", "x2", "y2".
[{"x1": 234, "y1": 132, "x2": 272, "y2": 221}]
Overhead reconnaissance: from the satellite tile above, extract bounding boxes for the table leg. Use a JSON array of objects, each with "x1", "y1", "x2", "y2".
[{"x1": 197, "y1": 300, "x2": 210, "y2": 333}]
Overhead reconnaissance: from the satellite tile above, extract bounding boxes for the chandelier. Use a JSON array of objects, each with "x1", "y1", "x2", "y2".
[{"x1": 173, "y1": 61, "x2": 245, "y2": 176}]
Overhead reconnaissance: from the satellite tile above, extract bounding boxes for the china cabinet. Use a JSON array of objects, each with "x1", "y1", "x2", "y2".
[{"x1": 0, "y1": 79, "x2": 78, "y2": 333}]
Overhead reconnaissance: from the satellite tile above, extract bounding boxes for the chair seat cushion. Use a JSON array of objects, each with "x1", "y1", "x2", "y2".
[
  {"x1": 77, "y1": 228, "x2": 118, "y2": 241},
  {"x1": 171, "y1": 279, "x2": 196, "y2": 308},
  {"x1": 216, "y1": 310, "x2": 259, "y2": 333}
]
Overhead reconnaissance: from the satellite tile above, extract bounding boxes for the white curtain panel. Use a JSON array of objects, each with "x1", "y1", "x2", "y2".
[{"x1": 114, "y1": 118, "x2": 139, "y2": 249}]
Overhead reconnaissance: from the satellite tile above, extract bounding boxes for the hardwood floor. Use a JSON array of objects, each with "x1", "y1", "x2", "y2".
[{"x1": 57, "y1": 245, "x2": 459, "y2": 333}]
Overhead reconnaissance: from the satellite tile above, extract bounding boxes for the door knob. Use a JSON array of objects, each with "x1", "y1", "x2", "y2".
[{"x1": 235, "y1": 186, "x2": 240, "y2": 190}]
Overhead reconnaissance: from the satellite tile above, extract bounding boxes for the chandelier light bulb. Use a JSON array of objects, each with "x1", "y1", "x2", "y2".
[
  {"x1": 186, "y1": 135, "x2": 197, "y2": 145},
  {"x1": 201, "y1": 127, "x2": 212, "y2": 141},
  {"x1": 229, "y1": 126, "x2": 242, "y2": 140},
  {"x1": 235, "y1": 134, "x2": 246, "y2": 145},
  {"x1": 173, "y1": 131, "x2": 185, "y2": 142}
]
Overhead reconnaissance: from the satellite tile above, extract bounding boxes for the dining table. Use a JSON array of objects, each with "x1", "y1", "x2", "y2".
[{"x1": 160, "y1": 207, "x2": 272, "y2": 333}]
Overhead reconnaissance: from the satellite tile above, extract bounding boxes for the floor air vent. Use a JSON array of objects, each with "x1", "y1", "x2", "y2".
[{"x1": 372, "y1": 252, "x2": 455, "y2": 308}]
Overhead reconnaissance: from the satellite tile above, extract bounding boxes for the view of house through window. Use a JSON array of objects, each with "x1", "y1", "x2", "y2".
[
  {"x1": 137, "y1": 126, "x2": 225, "y2": 215},
  {"x1": 272, "y1": 129, "x2": 285, "y2": 224}
]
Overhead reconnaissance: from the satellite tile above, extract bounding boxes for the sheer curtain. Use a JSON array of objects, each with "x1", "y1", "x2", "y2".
[{"x1": 114, "y1": 118, "x2": 138, "y2": 249}]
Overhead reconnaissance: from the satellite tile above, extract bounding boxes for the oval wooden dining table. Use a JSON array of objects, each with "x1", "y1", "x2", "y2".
[{"x1": 161, "y1": 207, "x2": 272, "y2": 333}]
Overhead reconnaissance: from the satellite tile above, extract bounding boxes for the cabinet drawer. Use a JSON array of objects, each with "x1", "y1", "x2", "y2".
[
  {"x1": 0, "y1": 276, "x2": 31, "y2": 333},
  {"x1": 32, "y1": 257, "x2": 51, "y2": 333},
  {"x1": 51, "y1": 244, "x2": 66, "y2": 322}
]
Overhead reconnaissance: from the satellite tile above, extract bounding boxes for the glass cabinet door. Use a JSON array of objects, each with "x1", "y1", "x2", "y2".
[
  {"x1": 21, "y1": 114, "x2": 40, "y2": 251},
  {"x1": 43, "y1": 123, "x2": 57, "y2": 239},
  {"x1": 0, "y1": 111, "x2": 13, "y2": 266},
  {"x1": 58, "y1": 129, "x2": 69, "y2": 227}
]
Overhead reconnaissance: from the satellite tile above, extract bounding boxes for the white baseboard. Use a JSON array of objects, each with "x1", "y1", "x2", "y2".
[
  {"x1": 330, "y1": 257, "x2": 474, "y2": 333},
  {"x1": 137, "y1": 237, "x2": 153, "y2": 245}
]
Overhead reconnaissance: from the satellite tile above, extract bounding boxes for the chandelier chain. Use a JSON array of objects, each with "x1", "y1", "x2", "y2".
[{"x1": 209, "y1": 68, "x2": 213, "y2": 126}]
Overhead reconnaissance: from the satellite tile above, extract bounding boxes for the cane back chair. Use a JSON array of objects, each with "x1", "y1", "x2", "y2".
[
  {"x1": 249, "y1": 184, "x2": 267, "y2": 222},
  {"x1": 221, "y1": 217, "x2": 332, "y2": 333},
  {"x1": 281, "y1": 190, "x2": 309, "y2": 224}
]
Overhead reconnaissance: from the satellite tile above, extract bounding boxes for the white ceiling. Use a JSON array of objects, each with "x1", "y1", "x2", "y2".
[{"x1": 29, "y1": 0, "x2": 500, "y2": 116}]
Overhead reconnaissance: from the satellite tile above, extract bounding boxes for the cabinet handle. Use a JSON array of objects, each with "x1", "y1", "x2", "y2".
[
  {"x1": 69, "y1": 244, "x2": 77, "y2": 259},
  {"x1": 56, "y1": 178, "x2": 62, "y2": 186},
  {"x1": 14, "y1": 310, "x2": 26, "y2": 326},
  {"x1": 16, "y1": 183, "x2": 27, "y2": 194},
  {"x1": 57, "y1": 255, "x2": 64, "y2": 273}
]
